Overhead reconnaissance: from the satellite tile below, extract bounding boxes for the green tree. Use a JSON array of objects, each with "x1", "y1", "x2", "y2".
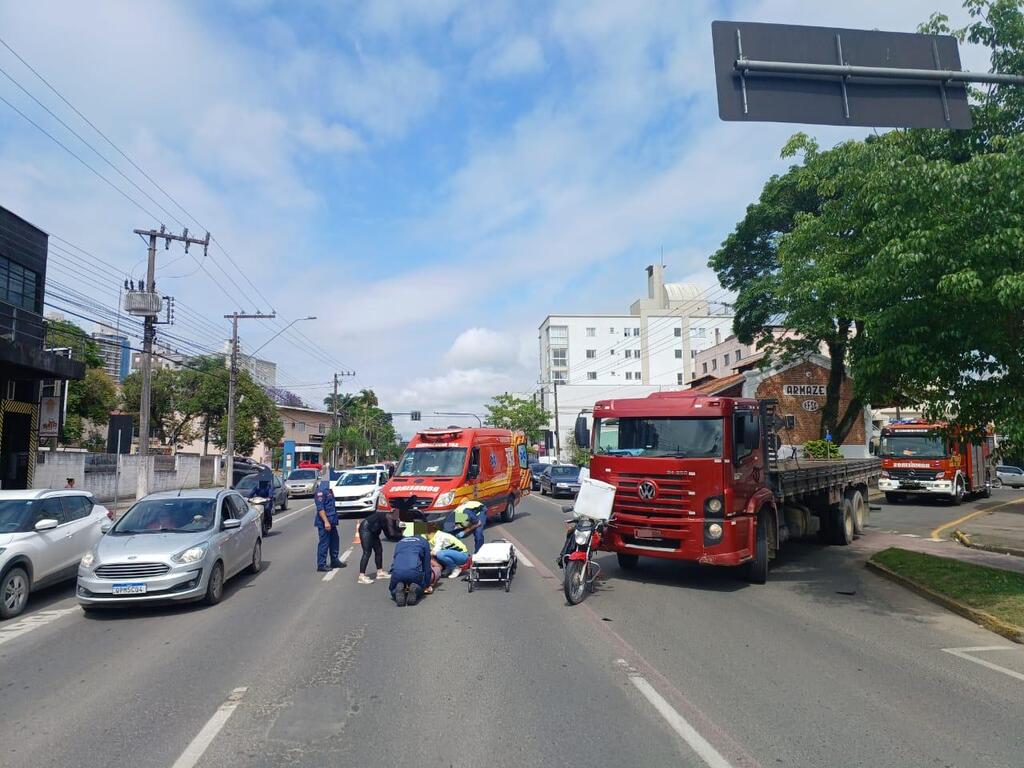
[
  {"x1": 213, "y1": 369, "x2": 284, "y2": 456},
  {"x1": 121, "y1": 367, "x2": 197, "y2": 447},
  {"x1": 177, "y1": 356, "x2": 230, "y2": 455},
  {"x1": 484, "y1": 393, "x2": 550, "y2": 443},
  {"x1": 566, "y1": 434, "x2": 590, "y2": 467},
  {"x1": 64, "y1": 367, "x2": 118, "y2": 443}
]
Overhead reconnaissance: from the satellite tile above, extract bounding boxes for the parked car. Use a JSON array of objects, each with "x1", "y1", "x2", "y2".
[
  {"x1": 234, "y1": 472, "x2": 288, "y2": 511},
  {"x1": 539, "y1": 465, "x2": 582, "y2": 498},
  {"x1": 77, "y1": 489, "x2": 261, "y2": 611},
  {"x1": 327, "y1": 469, "x2": 347, "y2": 491},
  {"x1": 284, "y1": 468, "x2": 319, "y2": 497},
  {"x1": 353, "y1": 463, "x2": 388, "y2": 472},
  {"x1": 995, "y1": 465, "x2": 1024, "y2": 488},
  {"x1": 0, "y1": 490, "x2": 112, "y2": 619},
  {"x1": 333, "y1": 469, "x2": 389, "y2": 517},
  {"x1": 529, "y1": 462, "x2": 547, "y2": 491}
]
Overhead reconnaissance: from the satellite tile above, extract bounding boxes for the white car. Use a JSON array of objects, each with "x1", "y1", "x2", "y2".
[
  {"x1": 332, "y1": 469, "x2": 388, "y2": 517},
  {"x1": 0, "y1": 489, "x2": 111, "y2": 619}
]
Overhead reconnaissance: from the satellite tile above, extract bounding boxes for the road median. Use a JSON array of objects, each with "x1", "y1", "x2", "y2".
[{"x1": 867, "y1": 548, "x2": 1024, "y2": 644}]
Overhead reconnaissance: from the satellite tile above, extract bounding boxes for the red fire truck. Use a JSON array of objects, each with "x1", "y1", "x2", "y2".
[
  {"x1": 877, "y1": 420, "x2": 994, "y2": 505},
  {"x1": 589, "y1": 391, "x2": 880, "y2": 583}
]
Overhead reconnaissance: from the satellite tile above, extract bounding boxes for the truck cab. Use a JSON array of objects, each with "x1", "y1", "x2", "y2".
[{"x1": 877, "y1": 420, "x2": 993, "y2": 503}]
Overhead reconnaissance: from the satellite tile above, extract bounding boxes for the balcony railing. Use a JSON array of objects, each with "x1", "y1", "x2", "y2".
[{"x1": 0, "y1": 298, "x2": 44, "y2": 350}]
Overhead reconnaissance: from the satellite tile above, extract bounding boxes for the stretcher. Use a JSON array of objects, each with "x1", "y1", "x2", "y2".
[{"x1": 468, "y1": 539, "x2": 517, "y2": 592}]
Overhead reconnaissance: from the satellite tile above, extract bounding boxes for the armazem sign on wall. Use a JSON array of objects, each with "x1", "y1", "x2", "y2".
[{"x1": 783, "y1": 384, "x2": 826, "y2": 397}]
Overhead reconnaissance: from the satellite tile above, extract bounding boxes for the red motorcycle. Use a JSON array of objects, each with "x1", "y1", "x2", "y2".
[{"x1": 557, "y1": 507, "x2": 605, "y2": 605}]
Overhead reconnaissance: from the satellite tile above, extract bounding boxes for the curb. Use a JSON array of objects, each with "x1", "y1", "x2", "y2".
[
  {"x1": 865, "y1": 558, "x2": 1024, "y2": 645},
  {"x1": 952, "y1": 530, "x2": 1024, "y2": 560}
]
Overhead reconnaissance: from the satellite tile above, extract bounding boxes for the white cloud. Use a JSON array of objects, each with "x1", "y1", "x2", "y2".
[
  {"x1": 294, "y1": 116, "x2": 364, "y2": 153},
  {"x1": 481, "y1": 36, "x2": 544, "y2": 79},
  {"x1": 443, "y1": 327, "x2": 521, "y2": 368}
]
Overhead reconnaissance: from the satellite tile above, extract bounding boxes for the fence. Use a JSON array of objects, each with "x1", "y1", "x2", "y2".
[{"x1": 35, "y1": 451, "x2": 223, "y2": 502}]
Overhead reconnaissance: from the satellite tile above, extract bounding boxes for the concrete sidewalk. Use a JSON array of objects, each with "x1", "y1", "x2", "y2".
[
  {"x1": 957, "y1": 496, "x2": 1024, "y2": 556},
  {"x1": 856, "y1": 530, "x2": 1024, "y2": 575}
]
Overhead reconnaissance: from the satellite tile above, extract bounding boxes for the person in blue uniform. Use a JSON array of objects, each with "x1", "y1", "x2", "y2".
[
  {"x1": 452, "y1": 499, "x2": 487, "y2": 553},
  {"x1": 388, "y1": 525, "x2": 432, "y2": 606},
  {"x1": 314, "y1": 479, "x2": 345, "y2": 572}
]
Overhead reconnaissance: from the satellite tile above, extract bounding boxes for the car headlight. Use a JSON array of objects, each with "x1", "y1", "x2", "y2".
[
  {"x1": 376, "y1": 495, "x2": 391, "y2": 511},
  {"x1": 435, "y1": 490, "x2": 455, "y2": 506},
  {"x1": 706, "y1": 523, "x2": 723, "y2": 540},
  {"x1": 574, "y1": 529, "x2": 591, "y2": 545},
  {"x1": 360, "y1": 491, "x2": 375, "y2": 499},
  {"x1": 80, "y1": 551, "x2": 95, "y2": 569},
  {"x1": 173, "y1": 543, "x2": 209, "y2": 564}
]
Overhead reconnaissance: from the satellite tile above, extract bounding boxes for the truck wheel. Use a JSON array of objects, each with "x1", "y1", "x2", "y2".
[
  {"x1": 848, "y1": 490, "x2": 867, "y2": 536},
  {"x1": 744, "y1": 511, "x2": 768, "y2": 584},
  {"x1": 884, "y1": 492, "x2": 902, "y2": 504},
  {"x1": 950, "y1": 478, "x2": 965, "y2": 506},
  {"x1": 831, "y1": 501, "x2": 855, "y2": 546},
  {"x1": 501, "y1": 496, "x2": 516, "y2": 523},
  {"x1": 616, "y1": 553, "x2": 639, "y2": 571}
]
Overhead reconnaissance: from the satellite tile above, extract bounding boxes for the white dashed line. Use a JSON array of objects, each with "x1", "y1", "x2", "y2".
[
  {"x1": 0, "y1": 606, "x2": 79, "y2": 647},
  {"x1": 943, "y1": 647, "x2": 1024, "y2": 683},
  {"x1": 170, "y1": 686, "x2": 248, "y2": 768},
  {"x1": 340, "y1": 547, "x2": 353, "y2": 563},
  {"x1": 615, "y1": 659, "x2": 733, "y2": 768},
  {"x1": 516, "y1": 551, "x2": 534, "y2": 568},
  {"x1": 322, "y1": 548, "x2": 353, "y2": 581}
]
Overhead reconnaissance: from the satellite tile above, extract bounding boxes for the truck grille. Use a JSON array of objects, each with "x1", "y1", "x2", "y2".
[
  {"x1": 888, "y1": 469, "x2": 938, "y2": 482},
  {"x1": 95, "y1": 563, "x2": 170, "y2": 579},
  {"x1": 610, "y1": 472, "x2": 696, "y2": 529}
]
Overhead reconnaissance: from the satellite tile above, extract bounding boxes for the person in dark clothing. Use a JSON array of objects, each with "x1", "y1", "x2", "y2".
[
  {"x1": 357, "y1": 509, "x2": 391, "y2": 584},
  {"x1": 314, "y1": 479, "x2": 345, "y2": 572},
  {"x1": 388, "y1": 527, "x2": 432, "y2": 606}
]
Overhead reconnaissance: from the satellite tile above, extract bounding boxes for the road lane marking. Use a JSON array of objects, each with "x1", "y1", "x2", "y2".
[
  {"x1": 0, "y1": 606, "x2": 78, "y2": 647},
  {"x1": 931, "y1": 497, "x2": 1024, "y2": 540},
  {"x1": 273, "y1": 501, "x2": 315, "y2": 526},
  {"x1": 942, "y1": 647, "x2": 1024, "y2": 683},
  {"x1": 170, "y1": 686, "x2": 248, "y2": 768},
  {"x1": 340, "y1": 546, "x2": 352, "y2": 563},
  {"x1": 616, "y1": 659, "x2": 733, "y2": 768},
  {"x1": 516, "y1": 551, "x2": 534, "y2": 568},
  {"x1": 322, "y1": 548, "x2": 353, "y2": 581}
]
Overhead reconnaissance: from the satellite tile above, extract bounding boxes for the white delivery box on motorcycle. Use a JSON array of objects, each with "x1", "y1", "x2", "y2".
[{"x1": 572, "y1": 477, "x2": 615, "y2": 521}]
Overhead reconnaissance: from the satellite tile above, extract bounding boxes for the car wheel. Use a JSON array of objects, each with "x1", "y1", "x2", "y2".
[
  {"x1": 280, "y1": 495, "x2": 288, "y2": 511},
  {"x1": 248, "y1": 540, "x2": 263, "y2": 574},
  {"x1": 204, "y1": 562, "x2": 225, "y2": 606},
  {"x1": 0, "y1": 566, "x2": 30, "y2": 620},
  {"x1": 991, "y1": 477, "x2": 1002, "y2": 489},
  {"x1": 540, "y1": 485, "x2": 548, "y2": 496}
]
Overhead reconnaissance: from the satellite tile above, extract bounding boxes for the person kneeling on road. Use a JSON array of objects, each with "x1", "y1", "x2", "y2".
[
  {"x1": 448, "y1": 500, "x2": 487, "y2": 553},
  {"x1": 426, "y1": 524, "x2": 470, "y2": 580},
  {"x1": 389, "y1": 523, "x2": 432, "y2": 606},
  {"x1": 357, "y1": 508, "x2": 391, "y2": 584},
  {"x1": 314, "y1": 478, "x2": 345, "y2": 572}
]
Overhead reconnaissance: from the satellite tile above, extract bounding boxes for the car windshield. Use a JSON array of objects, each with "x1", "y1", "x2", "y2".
[
  {"x1": 288, "y1": 470, "x2": 317, "y2": 481},
  {"x1": 549, "y1": 466, "x2": 579, "y2": 478},
  {"x1": 0, "y1": 500, "x2": 34, "y2": 533},
  {"x1": 330, "y1": 470, "x2": 344, "y2": 481},
  {"x1": 112, "y1": 498, "x2": 217, "y2": 534},
  {"x1": 340, "y1": 472, "x2": 378, "y2": 486},
  {"x1": 879, "y1": 434, "x2": 947, "y2": 459},
  {"x1": 594, "y1": 417, "x2": 723, "y2": 458},
  {"x1": 395, "y1": 447, "x2": 467, "y2": 477}
]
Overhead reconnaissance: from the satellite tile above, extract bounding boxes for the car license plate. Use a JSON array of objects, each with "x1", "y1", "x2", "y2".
[
  {"x1": 112, "y1": 582, "x2": 146, "y2": 595},
  {"x1": 635, "y1": 528, "x2": 661, "y2": 539}
]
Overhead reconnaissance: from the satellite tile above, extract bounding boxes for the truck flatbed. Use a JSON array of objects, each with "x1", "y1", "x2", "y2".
[{"x1": 769, "y1": 458, "x2": 881, "y2": 501}]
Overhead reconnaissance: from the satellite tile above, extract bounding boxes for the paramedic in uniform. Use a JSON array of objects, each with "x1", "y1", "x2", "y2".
[
  {"x1": 452, "y1": 499, "x2": 487, "y2": 553},
  {"x1": 314, "y1": 477, "x2": 345, "y2": 572}
]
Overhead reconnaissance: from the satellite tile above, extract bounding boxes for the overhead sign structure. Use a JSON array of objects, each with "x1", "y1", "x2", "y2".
[{"x1": 708, "y1": 20, "x2": 1024, "y2": 129}]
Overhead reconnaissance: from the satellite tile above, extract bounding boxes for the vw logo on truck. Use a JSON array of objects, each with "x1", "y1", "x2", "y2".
[{"x1": 637, "y1": 480, "x2": 658, "y2": 500}]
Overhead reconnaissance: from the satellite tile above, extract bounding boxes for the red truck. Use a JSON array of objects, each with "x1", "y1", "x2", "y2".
[
  {"x1": 877, "y1": 420, "x2": 994, "y2": 505},
  {"x1": 589, "y1": 391, "x2": 880, "y2": 583}
]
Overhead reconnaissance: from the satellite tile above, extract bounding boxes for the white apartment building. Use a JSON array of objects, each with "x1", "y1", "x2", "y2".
[{"x1": 537, "y1": 264, "x2": 733, "y2": 459}]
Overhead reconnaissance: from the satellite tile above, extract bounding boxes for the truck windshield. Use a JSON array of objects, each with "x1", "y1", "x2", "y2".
[
  {"x1": 879, "y1": 434, "x2": 947, "y2": 458},
  {"x1": 594, "y1": 417, "x2": 722, "y2": 458},
  {"x1": 395, "y1": 447, "x2": 468, "y2": 477}
]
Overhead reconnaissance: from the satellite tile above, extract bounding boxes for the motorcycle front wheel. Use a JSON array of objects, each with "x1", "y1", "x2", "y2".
[{"x1": 563, "y1": 559, "x2": 588, "y2": 605}]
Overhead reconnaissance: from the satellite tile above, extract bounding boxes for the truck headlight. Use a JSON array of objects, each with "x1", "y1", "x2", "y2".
[
  {"x1": 173, "y1": 543, "x2": 209, "y2": 564},
  {"x1": 435, "y1": 491, "x2": 455, "y2": 506},
  {"x1": 704, "y1": 496, "x2": 724, "y2": 518},
  {"x1": 934, "y1": 471, "x2": 946, "y2": 480},
  {"x1": 880, "y1": 470, "x2": 890, "y2": 479},
  {"x1": 706, "y1": 523, "x2": 723, "y2": 540}
]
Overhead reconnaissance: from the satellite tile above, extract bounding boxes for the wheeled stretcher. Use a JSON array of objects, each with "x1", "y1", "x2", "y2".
[{"x1": 468, "y1": 540, "x2": 517, "y2": 592}]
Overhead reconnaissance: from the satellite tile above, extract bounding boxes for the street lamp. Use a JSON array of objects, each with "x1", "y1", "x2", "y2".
[{"x1": 248, "y1": 315, "x2": 317, "y2": 358}]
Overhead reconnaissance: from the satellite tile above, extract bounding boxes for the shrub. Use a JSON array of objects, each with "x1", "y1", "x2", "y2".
[{"x1": 803, "y1": 439, "x2": 842, "y2": 460}]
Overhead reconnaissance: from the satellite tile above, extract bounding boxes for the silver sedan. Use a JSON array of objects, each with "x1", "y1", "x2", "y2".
[{"x1": 76, "y1": 489, "x2": 262, "y2": 611}]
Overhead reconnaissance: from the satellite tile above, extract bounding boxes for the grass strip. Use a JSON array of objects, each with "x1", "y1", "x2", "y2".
[{"x1": 871, "y1": 548, "x2": 1024, "y2": 628}]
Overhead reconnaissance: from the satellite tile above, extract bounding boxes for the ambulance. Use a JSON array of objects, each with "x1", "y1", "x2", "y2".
[{"x1": 377, "y1": 427, "x2": 531, "y2": 524}]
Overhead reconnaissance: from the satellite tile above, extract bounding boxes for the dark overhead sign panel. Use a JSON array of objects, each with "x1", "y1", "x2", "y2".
[{"x1": 712, "y1": 20, "x2": 972, "y2": 129}]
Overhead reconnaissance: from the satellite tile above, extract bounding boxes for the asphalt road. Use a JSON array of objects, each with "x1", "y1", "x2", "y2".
[{"x1": 2, "y1": 492, "x2": 1022, "y2": 768}]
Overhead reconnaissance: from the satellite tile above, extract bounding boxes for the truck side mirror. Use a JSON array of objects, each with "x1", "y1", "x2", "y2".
[{"x1": 574, "y1": 415, "x2": 590, "y2": 449}]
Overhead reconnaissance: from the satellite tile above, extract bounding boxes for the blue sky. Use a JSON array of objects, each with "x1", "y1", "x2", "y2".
[{"x1": 0, "y1": 0, "x2": 987, "y2": 435}]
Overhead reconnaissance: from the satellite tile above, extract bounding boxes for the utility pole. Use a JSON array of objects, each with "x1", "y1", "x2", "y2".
[
  {"x1": 553, "y1": 378, "x2": 561, "y2": 461},
  {"x1": 224, "y1": 311, "x2": 276, "y2": 488},
  {"x1": 129, "y1": 226, "x2": 208, "y2": 500},
  {"x1": 330, "y1": 371, "x2": 356, "y2": 467}
]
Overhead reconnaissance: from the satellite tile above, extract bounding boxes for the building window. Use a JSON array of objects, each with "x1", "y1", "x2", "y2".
[
  {"x1": 674, "y1": 349, "x2": 682, "y2": 359},
  {"x1": 548, "y1": 325, "x2": 568, "y2": 344},
  {"x1": 702, "y1": 363, "x2": 708, "y2": 374},
  {"x1": 714, "y1": 328, "x2": 721, "y2": 344},
  {"x1": 625, "y1": 372, "x2": 632, "y2": 380},
  {"x1": 674, "y1": 327, "x2": 681, "y2": 337},
  {"x1": 587, "y1": 371, "x2": 597, "y2": 380},
  {"x1": 551, "y1": 348, "x2": 567, "y2": 367},
  {"x1": 609, "y1": 327, "x2": 615, "y2": 334},
  {"x1": 635, "y1": 371, "x2": 641, "y2": 379},
  {"x1": 735, "y1": 349, "x2": 742, "y2": 361},
  {"x1": 677, "y1": 373, "x2": 683, "y2": 385},
  {"x1": 635, "y1": 348, "x2": 640, "y2": 356},
  {"x1": 625, "y1": 350, "x2": 633, "y2": 358},
  {"x1": 586, "y1": 349, "x2": 596, "y2": 359},
  {"x1": 609, "y1": 349, "x2": 615, "y2": 355},
  {"x1": 553, "y1": 371, "x2": 567, "y2": 383},
  {"x1": 585, "y1": 327, "x2": 596, "y2": 337},
  {"x1": 690, "y1": 350, "x2": 696, "y2": 359},
  {"x1": 712, "y1": 359, "x2": 718, "y2": 370},
  {"x1": 0, "y1": 256, "x2": 39, "y2": 311},
  {"x1": 724, "y1": 353, "x2": 731, "y2": 366},
  {"x1": 623, "y1": 327, "x2": 631, "y2": 337},
  {"x1": 634, "y1": 327, "x2": 640, "y2": 336}
]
